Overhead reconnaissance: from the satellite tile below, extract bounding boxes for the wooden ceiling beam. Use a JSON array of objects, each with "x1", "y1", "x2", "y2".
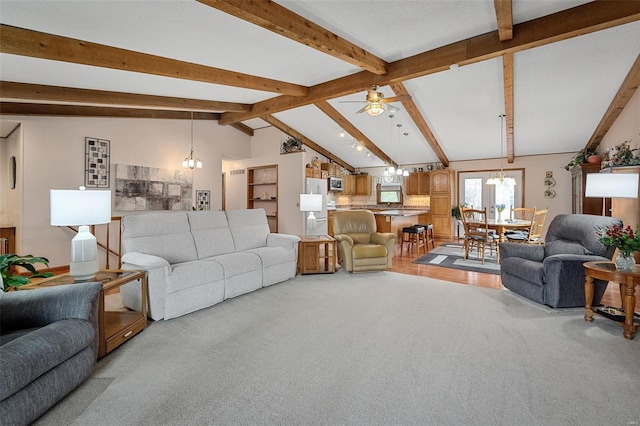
[
  {"x1": 0, "y1": 24, "x2": 308, "y2": 97},
  {"x1": 220, "y1": 0, "x2": 640, "y2": 124},
  {"x1": 388, "y1": 82, "x2": 449, "y2": 167},
  {"x1": 0, "y1": 81, "x2": 250, "y2": 112},
  {"x1": 585, "y1": 54, "x2": 640, "y2": 152},
  {"x1": 261, "y1": 115, "x2": 354, "y2": 172},
  {"x1": 0, "y1": 102, "x2": 221, "y2": 119},
  {"x1": 494, "y1": 0, "x2": 513, "y2": 41},
  {"x1": 229, "y1": 122, "x2": 255, "y2": 137},
  {"x1": 502, "y1": 52, "x2": 514, "y2": 163},
  {"x1": 314, "y1": 100, "x2": 396, "y2": 167},
  {"x1": 198, "y1": 0, "x2": 388, "y2": 76}
]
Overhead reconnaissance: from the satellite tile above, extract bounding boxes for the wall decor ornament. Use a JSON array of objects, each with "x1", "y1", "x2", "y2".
[
  {"x1": 115, "y1": 164, "x2": 193, "y2": 211},
  {"x1": 85, "y1": 137, "x2": 110, "y2": 188}
]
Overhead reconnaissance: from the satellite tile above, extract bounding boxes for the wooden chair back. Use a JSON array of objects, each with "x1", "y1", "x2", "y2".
[
  {"x1": 510, "y1": 207, "x2": 536, "y2": 222},
  {"x1": 460, "y1": 207, "x2": 490, "y2": 240},
  {"x1": 528, "y1": 208, "x2": 549, "y2": 242}
]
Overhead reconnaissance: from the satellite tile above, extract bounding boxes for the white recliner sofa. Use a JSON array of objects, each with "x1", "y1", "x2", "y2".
[{"x1": 119, "y1": 209, "x2": 300, "y2": 320}]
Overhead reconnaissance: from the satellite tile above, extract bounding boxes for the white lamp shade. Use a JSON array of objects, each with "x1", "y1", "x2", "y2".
[
  {"x1": 50, "y1": 189, "x2": 112, "y2": 226},
  {"x1": 585, "y1": 173, "x2": 639, "y2": 198},
  {"x1": 299, "y1": 194, "x2": 323, "y2": 212}
]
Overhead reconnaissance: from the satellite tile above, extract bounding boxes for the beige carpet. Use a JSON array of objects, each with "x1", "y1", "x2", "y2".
[{"x1": 36, "y1": 271, "x2": 640, "y2": 425}]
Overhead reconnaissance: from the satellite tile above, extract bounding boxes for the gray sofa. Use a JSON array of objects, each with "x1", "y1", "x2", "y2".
[
  {"x1": 120, "y1": 209, "x2": 300, "y2": 320},
  {"x1": 500, "y1": 214, "x2": 621, "y2": 308},
  {"x1": 0, "y1": 282, "x2": 102, "y2": 426}
]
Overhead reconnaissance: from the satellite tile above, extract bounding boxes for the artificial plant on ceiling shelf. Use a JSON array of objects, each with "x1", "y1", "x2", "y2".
[
  {"x1": 564, "y1": 148, "x2": 596, "y2": 171},
  {"x1": 601, "y1": 140, "x2": 640, "y2": 168}
]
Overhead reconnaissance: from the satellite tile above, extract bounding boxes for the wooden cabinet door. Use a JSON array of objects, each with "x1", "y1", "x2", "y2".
[
  {"x1": 430, "y1": 170, "x2": 451, "y2": 193},
  {"x1": 342, "y1": 175, "x2": 356, "y2": 195},
  {"x1": 327, "y1": 211, "x2": 334, "y2": 236},
  {"x1": 430, "y1": 195, "x2": 453, "y2": 238},
  {"x1": 355, "y1": 175, "x2": 371, "y2": 195},
  {"x1": 405, "y1": 173, "x2": 420, "y2": 195},
  {"x1": 419, "y1": 172, "x2": 431, "y2": 195}
]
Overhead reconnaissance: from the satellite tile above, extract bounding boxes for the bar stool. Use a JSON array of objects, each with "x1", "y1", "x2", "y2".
[
  {"x1": 401, "y1": 226, "x2": 425, "y2": 255},
  {"x1": 413, "y1": 223, "x2": 435, "y2": 251}
]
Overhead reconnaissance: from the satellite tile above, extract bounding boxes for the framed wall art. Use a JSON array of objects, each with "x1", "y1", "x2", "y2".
[
  {"x1": 85, "y1": 137, "x2": 111, "y2": 188},
  {"x1": 195, "y1": 190, "x2": 211, "y2": 210}
]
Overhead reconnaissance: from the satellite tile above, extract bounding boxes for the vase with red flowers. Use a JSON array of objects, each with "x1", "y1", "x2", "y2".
[{"x1": 597, "y1": 224, "x2": 640, "y2": 271}]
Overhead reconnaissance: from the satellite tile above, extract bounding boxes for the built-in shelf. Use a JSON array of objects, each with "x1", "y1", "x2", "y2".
[{"x1": 247, "y1": 165, "x2": 278, "y2": 233}]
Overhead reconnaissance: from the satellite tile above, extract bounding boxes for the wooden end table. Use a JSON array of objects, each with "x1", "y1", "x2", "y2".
[
  {"x1": 583, "y1": 261, "x2": 640, "y2": 339},
  {"x1": 297, "y1": 235, "x2": 337, "y2": 274},
  {"x1": 21, "y1": 269, "x2": 147, "y2": 357}
]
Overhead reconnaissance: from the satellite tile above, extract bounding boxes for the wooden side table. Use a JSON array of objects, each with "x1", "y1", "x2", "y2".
[
  {"x1": 583, "y1": 261, "x2": 640, "y2": 339},
  {"x1": 297, "y1": 235, "x2": 337, "y2": 274},
  {"x1": 21, "y1": 269, "x2": 147, "y2": 357}
]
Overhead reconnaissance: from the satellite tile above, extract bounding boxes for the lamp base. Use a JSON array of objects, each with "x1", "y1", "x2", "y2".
[
  {"x1": 70, "y1": 225, "x2": 99, "y2": 281},
  {"x1": 305, "y1": 211, "x2": 317, "y2": 236},
  {"x1": 70, "y1": 259, "x2": 99, "y2": 281}
]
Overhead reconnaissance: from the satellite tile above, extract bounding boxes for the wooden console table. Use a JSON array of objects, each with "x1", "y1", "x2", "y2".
[
  {"x1": 297, "y1": 235, "x2": 337, "y2": 274},
  {"x1": 21, "y1": 269, "x2": 147, "y2": 357},
  {"x1": 583, "y1": 261, "x2": 640, "y2": 339}
]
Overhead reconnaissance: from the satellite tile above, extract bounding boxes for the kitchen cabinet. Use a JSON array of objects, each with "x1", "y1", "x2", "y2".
[
  {"x1": 305, "y1": 168, "x2": 327, "y2": 179},
  {"x1": 429, "y1": 169, "x2": 455, "y2": 239},
  {"x1": 247, "y1": 165, "x2": 278, "y2": 232},
  {"x1": 342, "y1": 175, "x2": 371, "y2": 196},
  {"x1": 406, "y1": 172, "x2": 430, "y2": 195},
  {"x1": 571, "y1": 163, "x2": 609, "y2": 215},
  {"x1": 321, "y1": 162, "x2": 341, "y2": 177}
]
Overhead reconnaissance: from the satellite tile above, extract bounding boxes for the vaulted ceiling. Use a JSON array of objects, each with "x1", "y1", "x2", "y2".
[{"x1": 1, "y1": 0, "x2": 639, "y2": 172}]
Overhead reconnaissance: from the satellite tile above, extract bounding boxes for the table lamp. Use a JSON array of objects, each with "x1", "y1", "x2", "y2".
[
  {"x1": 585, "y1": 173, "x2": 639, "y2": 215},
  {"x1": 299, "y1": 193, "x2": 323, "y2": 236},
  {"x1": 50, "y1": 187, "x2": 112, "y2": 280}
]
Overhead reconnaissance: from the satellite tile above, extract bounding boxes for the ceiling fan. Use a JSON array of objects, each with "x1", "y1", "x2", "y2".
[{"x1": 340, "y1": 85, "x2": 411, "y2": 116}]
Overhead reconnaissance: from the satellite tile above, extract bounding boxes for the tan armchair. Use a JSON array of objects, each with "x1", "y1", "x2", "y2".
[{"x1": 332, "y1": 209, "x2": 395, "y2": 272}]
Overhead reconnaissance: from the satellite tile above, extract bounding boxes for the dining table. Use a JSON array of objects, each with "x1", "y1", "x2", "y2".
[{"x1": 486, "y1": 219, "x2": 532, "y2": 242}]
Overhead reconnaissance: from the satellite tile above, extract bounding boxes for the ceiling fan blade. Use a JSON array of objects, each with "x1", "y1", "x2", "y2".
[
  {"x1": 387, "y1": 104, "x2": 400, "y2": 114},
  {"x1": 382, "y1": 95, "x2": 411, "y2": 103},
  {"x1": 339, "y1": 100, "x2": 368, "y2": 103},
  {"x1": 355, "y1": 106, "x2": 367, "y2": 114}
]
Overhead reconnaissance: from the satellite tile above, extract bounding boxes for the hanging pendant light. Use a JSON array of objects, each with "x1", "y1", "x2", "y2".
[
  {"x1": 487, "y1": 114, "x2": 515, "y2": 186},
  {"x1": 183, "y1": 110, "x2": 202, "y2": 169},
  {"x1": 402, "y1": 132, "x2": 409, "y2": 176}
]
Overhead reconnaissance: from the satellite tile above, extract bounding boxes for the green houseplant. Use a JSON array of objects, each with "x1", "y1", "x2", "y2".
[
  {"x1": 1, "y1": 254, "x2": 53, "y2": 291},
  {"x1": 564, "y1": 148, "x2": 596, "y2": 170},
  {"x1": 451, "y1": 203, "x2": 469, "y2": 220}
]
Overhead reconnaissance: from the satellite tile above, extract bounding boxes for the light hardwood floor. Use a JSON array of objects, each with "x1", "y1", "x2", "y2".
[{"x1": 389, "y1": 238, "x2": 639, "y2": 311}]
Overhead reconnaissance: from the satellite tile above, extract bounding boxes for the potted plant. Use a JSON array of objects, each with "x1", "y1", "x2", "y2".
[
  {"x1": 451, "y1": 203, "x2": 469, "y2": 220},
  {"x1": 564, "y1": 148, "x2": 596, "y2": 170},
  {"x1": 1, "y1": 254, "x2": 53, "y2": 291}
]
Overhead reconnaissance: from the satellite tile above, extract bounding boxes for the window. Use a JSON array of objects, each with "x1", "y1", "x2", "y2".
[
  {"x1": 458, "y1": 170, "x2": 524, "y2": 217},
  {"x1": 377, "y1": 183, "x2": 403, "y2": 204}
]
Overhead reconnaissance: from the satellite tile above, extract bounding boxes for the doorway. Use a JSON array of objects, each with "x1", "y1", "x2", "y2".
[{"x1": 458, "y1": 170, "x2": 524, "y2": 218}]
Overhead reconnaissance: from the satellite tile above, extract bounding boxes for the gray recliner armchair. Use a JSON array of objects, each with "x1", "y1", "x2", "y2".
[
  {"x1": 0, "y1": 282, "x2": 102, "y2": 426},
  {"x1": 499, "y1": 214, "x2": 621, "y2": 308}
]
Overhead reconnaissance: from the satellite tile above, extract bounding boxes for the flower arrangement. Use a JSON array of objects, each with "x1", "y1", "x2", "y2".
[
  {"x1": 601, "y1": 140, "x2": 640, "y2": 168},
  {"x1": 596, "y1": 224, "x2": 640, "y2": 257},
  {"x1": 495, "y1": 204, "x2": 506, "y2": 212}
]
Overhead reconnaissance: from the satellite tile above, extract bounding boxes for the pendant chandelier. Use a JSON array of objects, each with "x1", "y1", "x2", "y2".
[
  {"x1": 183, "y1": 111, "x2": 202, "y2": 169},
  {"x1": 486, "y1": 114, "x2": 515, "y2": 186}
]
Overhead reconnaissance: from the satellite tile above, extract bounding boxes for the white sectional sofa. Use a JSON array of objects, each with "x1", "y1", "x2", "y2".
[{"x1": 119, "y1": 209, "x2": 300, "y2": 320}]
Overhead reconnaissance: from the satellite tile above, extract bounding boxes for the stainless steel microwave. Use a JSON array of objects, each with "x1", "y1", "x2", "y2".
[{"x1": 328, "y1": 177, "x2": 343, "y2": 191}]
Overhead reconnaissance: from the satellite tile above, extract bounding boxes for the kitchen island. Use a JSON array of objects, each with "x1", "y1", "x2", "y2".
[{"x1": 373, "y1": 210, "x2": 429, "y2": 252}]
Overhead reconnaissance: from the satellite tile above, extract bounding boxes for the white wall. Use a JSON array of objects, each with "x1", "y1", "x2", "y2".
[
  {"x1": 0, "y1": 115, "x2": 250, "y2": 268},
  {"x1": 0, "y1": 123, "x2": 22, "y2": 235},
  {"x1": 598, "y1": 88, "x2": 640, "y2": 155}
]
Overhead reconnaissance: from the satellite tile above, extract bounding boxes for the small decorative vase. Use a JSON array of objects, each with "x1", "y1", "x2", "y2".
[
  {"x1": 497, "y1": 211, "x2": 503, "y2": 222},
  {"x1": 615, "y1": 252, "x2": 636, "y2": 271}
]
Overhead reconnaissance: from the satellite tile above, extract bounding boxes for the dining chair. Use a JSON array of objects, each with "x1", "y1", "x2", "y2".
[
  {"x1": 505, "y1": 206, "x2": 536, "y2": 241},
  {"x1": 507, "y1": 208, "x2": 548, "y2": 244},
  {"x1": 460, "y1": 207, "x2": 499, "y2": 264}
]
